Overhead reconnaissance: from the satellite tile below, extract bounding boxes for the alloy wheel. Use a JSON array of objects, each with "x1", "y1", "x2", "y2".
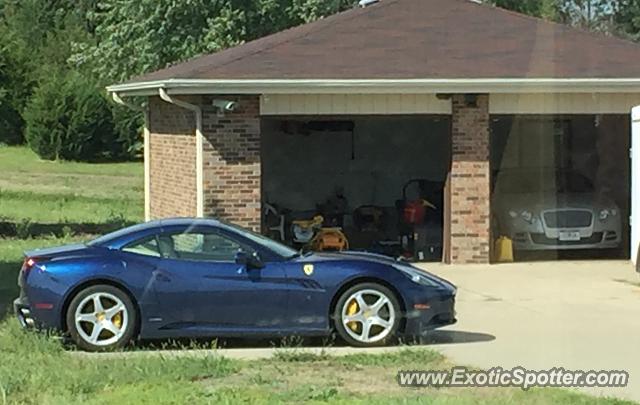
[
  {"x1": 74, "y1": 292, "x2": 129, "y2": 347},
  {"x1": 340, "y1": 289, "x2": 395, "y2": 344}
]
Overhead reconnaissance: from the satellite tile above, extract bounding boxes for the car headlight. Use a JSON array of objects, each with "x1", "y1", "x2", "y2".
[
  {"x1": 509, "y1": 210, "x2": 534, "y2": 223},
  {"x1": 392, "y1": 264, "x2": 441, "y2": 287},
  {"x1": 599, "y1": 209, "x2": 618, "y2": 221}
]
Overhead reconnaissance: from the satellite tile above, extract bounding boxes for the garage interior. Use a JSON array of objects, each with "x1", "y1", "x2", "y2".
[
  {"x1": 490, "y1": 114, "x2": 630, "y2": 261},
  {"x1": 261, "y1": 116, "x2": 450, "y2": 261}
]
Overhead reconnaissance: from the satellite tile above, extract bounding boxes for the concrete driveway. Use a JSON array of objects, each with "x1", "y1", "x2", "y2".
[{"x1": 422, "y1": 260, "x2": 640, "y2": 402}]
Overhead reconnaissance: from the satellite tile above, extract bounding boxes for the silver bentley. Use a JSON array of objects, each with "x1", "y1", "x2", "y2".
[{"x1": 493, "y1": 169, "x2": 621, "y2": 251}]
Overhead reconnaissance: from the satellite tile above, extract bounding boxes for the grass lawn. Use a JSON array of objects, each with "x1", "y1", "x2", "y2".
[
  {"x1": 0, "y1": 321, "x2": 633, "y2": 405},
  {"x1": 0, "y1": 146, "x2": 143, "y2": 225}
]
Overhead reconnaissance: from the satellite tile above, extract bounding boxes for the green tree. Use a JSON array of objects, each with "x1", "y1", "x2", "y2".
[
  {"x1": 0, "y1": 0, "x2": 98, "y2": 144},
  {"x1": 613, "y1": 0, "x2": 640, "y2": 40},
  {"x1": 0, "y1": 26, "x2": 32, "y2": 144},
  {"x1": 558, "y1": 0, "x2": 615, "y2": 32},
  {"x1": 24, "y1": 72, "x2": 117, "y2": 161},
  {"x1": 72, "y1": 0, "x2": 356, "y2": 83},
  {"x1": 487, "y1": 0, "x2": 560, "y2": 20}
]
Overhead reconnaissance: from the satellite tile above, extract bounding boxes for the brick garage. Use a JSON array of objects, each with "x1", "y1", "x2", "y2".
[
  {"x1": 109, "y1": 0, "x2": 640, "y2": 264},
  {"x1": 449, "y1": 95, "x2": 491, "y2": 263},
  {"x1": 144, "y1": 92, "x2": 493, "y2": 264},
  {"x1": 201, "y1": 95, "x2": 261, "y2": 231}
]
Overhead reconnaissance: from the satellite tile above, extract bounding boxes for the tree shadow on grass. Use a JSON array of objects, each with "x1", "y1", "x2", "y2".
[
  {"x1": 0, "y1": 260, "x2": 20, "y2": 321},
  {"x1": 0, "y1": 220, "x2": 136, "y2": 239}
]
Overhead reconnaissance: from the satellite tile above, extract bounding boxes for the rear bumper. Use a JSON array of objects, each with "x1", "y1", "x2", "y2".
[{"x1": 14, "y1": 297, "x2": 36, "y2": 329}]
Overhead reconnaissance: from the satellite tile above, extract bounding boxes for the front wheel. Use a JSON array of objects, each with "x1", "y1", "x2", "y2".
[
  {"x1": 66, "y1": 285, "x2": 137, "y2": 351},
  {"x1": 334, "y1": 283, "x2": 401, "y2": 347}
]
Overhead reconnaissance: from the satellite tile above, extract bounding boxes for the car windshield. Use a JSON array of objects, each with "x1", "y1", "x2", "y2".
[
  {"x1": 496, "y1": 170, "x2": 594, "y2": 194},
  {"x1": 221, "y1": 221, "x2": 298, "y2": 259}
]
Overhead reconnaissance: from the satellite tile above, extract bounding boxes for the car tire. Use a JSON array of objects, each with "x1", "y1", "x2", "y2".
[
  {"x1": 66, "y1": 284, "x2": 137, "y2": 352},
  {"x1": 333, "y1": 283, "x2": 401, "y2": 347}
]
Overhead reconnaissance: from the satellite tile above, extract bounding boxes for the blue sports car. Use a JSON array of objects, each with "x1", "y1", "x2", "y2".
[{"x1": 14, "y1": 218, "x2": 456, "y2": 351}]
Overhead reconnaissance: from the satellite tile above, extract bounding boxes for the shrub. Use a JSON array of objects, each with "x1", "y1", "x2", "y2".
[
  {"x1": 24, "y1": 72, "x2": 117, "y2": 161},
  {"x1": 112, "y1": 105, "x2": 143, "y2": 159},
  {"x1": 0, "y1": 38, "x2": 29, "y2": 145},
  {"x1": 0, "y1": 104, "x2": 24, "y2": 145}
]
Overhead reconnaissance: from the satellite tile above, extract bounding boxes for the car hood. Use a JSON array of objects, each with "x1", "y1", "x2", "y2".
[
  {"x1": 298, "y1": 251, "x2": 455, "y2": 290},
  {"x1": 495, "y1": 192, "x2": 617, "y2": 212},
  {"x1": 299, "y1": 251, "x2": 402, "y2": 265}
]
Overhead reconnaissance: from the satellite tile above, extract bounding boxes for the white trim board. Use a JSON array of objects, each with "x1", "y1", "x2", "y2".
[
  {"x1": 260, "y1": 93, "x2": 640, "y2": 115},
  {"x1": 261, "y1": 94, "x2": 451, "y2": 115},
  {"x1": 107, "y1": 78, "x2": 640, "y2": 97}
]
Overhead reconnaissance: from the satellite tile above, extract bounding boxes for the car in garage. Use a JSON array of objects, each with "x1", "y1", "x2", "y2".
[
  {"x1": 13, "y1": 218, "x2": 456, "y2": 351},
  {"x1": 493, "y1": 169, "x2": 622, "y2": 252}
]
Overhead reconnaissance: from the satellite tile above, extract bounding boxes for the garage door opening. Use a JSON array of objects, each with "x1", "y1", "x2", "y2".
[
  {"x1": 261, "y1": 116, "x2": 450, "y2": 262},
  {"x1": 490, "y1": 115, "x2": 630, "y2": 262}
]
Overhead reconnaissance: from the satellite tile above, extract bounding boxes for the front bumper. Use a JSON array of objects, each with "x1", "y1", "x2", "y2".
[
  {"x1": 14, "y1": 296, "x2": 35, "y2": 329},
  {"x1": 503, "y1": 212, "x2": 622, "y2": 251},
  {"x1": 511, "y1": 230, "x2": 621, "y2": 251},
  {"x1": 402, "y1": 291, "x2": 456, "y2": 337}
]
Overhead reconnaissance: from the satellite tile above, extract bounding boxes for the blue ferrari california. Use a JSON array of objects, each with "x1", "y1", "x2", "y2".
[{"x1": 14, "y1": 218, "x2": 456, "y2": 351}]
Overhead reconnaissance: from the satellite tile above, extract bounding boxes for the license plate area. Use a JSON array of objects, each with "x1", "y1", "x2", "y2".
[{"x1": 559, "y1": 231, "x2": 581, "y2": 241}]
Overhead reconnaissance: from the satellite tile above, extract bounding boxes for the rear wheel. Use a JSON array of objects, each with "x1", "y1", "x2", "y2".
[
  {"x1": 334, "y1": 283, "x2": 400, "y2": 347},
  {"x1": 66, "y1": 285, "x2": 137, "y2": 351}
]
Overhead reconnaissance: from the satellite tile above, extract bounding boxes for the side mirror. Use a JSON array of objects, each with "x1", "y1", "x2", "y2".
[
  {"x1": 235, "y1": 250, "x2": 264, "y2": 269},
  {"x1": 235, "y1": 250, "x2": 249, "y2": 266}
]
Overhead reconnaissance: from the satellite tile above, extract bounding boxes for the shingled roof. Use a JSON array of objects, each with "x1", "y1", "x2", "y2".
[{"x1": 108, "y1": 0, "x2": 640, "y2": 95}]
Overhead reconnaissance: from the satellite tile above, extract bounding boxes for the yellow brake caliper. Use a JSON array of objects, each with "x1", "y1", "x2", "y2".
[
  {"x1": 112, "y1": 312, "x2": 123, "y2": 329},
  {"x1": 346, "y1": 299, "x2": 359, "y2": 332}
]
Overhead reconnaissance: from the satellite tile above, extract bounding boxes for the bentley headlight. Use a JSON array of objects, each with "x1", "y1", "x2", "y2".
[
  {"x1": 599, "y1": 209, "x2": 618, "y2": 221},
  {"x1": 392, "y1": 264, "x2": 440, "y2": 287},
  {"x1": 520, "y1": 210, "x2": 533, "y2": 223},
  {"x1": 508, "y1": 210, "x2": 534, "y2": 223}
]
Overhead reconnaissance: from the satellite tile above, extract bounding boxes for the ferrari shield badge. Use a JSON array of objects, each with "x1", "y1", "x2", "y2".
[{"x1": 303, "y1": 264, "x2": 314, "y2": 276}]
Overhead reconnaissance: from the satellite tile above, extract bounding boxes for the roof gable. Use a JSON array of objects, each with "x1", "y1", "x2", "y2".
[{"x1": 127, "y1": 0, "x2": 640, "y2": 83}]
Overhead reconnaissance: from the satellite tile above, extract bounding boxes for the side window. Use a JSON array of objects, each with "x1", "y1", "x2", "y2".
[
  {"x1": 122, "y1": 236, "x2": 161, "y2": 257},
  {"x1": 164, "y1": 231, "x2": 248, "y2": 262}
]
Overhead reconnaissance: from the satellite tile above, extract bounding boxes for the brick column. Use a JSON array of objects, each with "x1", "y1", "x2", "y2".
[
  {"x1": 449, "y1": 94, "x2": 491, "y2": 264},
  {"x1": 147, "y1": 96, "x2": 198, "y2": 219},
  {"x1": 201, "y1": 95, "x2": 262, "y2": 232}
]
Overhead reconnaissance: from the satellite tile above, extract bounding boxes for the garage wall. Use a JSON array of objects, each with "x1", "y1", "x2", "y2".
[
  {"x1": 261, "y1": 94, "x2": 451, "y2": 115},
  {"x1": 261, "y1": 117, "x2": 450, "y2": 210},
  {"x1": 491, "y1": 93, "x2": 640, "y2": 114}
]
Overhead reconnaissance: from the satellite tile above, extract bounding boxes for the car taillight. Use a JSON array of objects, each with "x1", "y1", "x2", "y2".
[{"x1": 22, "y1": 258, "x2": 36, "y2": 275}]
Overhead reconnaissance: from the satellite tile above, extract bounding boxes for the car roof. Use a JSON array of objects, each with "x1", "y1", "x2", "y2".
[
  {"x1": 89, "y1": 217, "x2": 227, "y2": 248},
  {"x1": 156, "y1": 217, "x2": 224, "y2": 227}
]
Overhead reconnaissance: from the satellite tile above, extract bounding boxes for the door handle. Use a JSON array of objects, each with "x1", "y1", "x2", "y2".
[{"x1": 152, "y1": 269, "x2": 171, "y2": 283}]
